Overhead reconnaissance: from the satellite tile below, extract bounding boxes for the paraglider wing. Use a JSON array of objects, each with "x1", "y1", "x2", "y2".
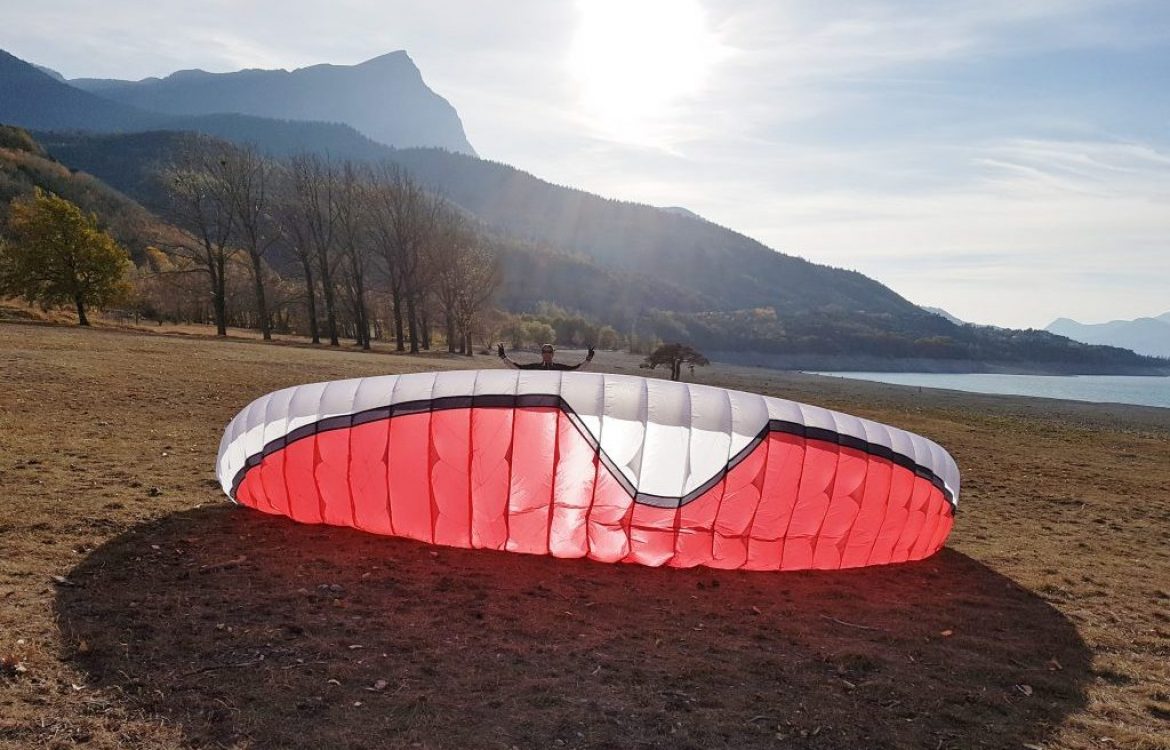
[{"x1": 217, "y1": 371, "x2": 959, "y2": 571}]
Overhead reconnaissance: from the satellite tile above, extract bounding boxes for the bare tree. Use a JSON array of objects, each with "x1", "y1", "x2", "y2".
[
  {"x1": 286, "y1": 153, "x2": 343, "y2": 346},
  {"x1": 219, "y1": 144, "x2": 279, "y2": 341},
  {"x1": 367, "y1": 164, "x2": 443, "y2": 353},
  {"x1": 157, "y1": 138, "x2": 237, "y2": 336},
  {"x1": 432, "y1": 212, "x2": 500, "y2": 354},
  {"x1": 335, "y1": 162, "x2": 375, "y2": 350}
]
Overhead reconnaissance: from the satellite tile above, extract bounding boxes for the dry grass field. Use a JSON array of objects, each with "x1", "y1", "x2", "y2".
[{"x1": 1, "y1": 321, "x2": 1168, "y2": 749}]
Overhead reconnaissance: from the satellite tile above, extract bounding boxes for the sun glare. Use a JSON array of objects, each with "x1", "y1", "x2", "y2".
[{"x1": 568, "y1": 0, "x2": 723, "y2": 146}]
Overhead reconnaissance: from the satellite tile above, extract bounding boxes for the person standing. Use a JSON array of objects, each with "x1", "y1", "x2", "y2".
[{"x1": 498, "y1": 342, "x2": 594, "y2": 370}]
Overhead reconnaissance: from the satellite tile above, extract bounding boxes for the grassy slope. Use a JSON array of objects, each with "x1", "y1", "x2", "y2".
[{"x1": 0, "y1": 322, "x2": 1167, "y2": 749}]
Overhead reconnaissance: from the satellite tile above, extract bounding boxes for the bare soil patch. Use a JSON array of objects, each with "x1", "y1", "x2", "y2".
[{"x1": 2, "y1": 323, "x2": 1168, "y2": 749}]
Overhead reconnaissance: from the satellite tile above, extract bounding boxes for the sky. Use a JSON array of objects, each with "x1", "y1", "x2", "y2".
[{"x1": 3, "y1": 0, "x2": 1168, "y2": 329}]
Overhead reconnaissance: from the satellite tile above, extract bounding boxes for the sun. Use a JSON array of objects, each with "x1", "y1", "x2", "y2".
[{"x1": 568, "y1": 0, "x2": 724, "y2": 146}]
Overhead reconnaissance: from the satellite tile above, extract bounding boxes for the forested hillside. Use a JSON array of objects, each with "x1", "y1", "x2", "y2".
[{"x1": 30, "y1": 129, "x2": 1167, "y2": 371}]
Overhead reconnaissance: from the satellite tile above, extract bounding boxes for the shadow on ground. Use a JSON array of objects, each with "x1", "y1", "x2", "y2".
[{"x1": 56, "y1": 506, "x2": 1089, "y2": 749}]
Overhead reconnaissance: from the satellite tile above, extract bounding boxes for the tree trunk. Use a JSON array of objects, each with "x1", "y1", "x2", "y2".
[
  {"x1": 318, "y1": 254, "x2": 339, "y2": 346},
  {"x1": 300, "y1": 256, "x2": 319, "y2": 344},
  {"x1": 421, "y1": 309, "x2": 431, "y2": 350},
  {"x1": 391, "y1": 287, "x2": 405, "y2": 351},
  {"x1": 250, "y1": 254, "x2": 271, "y2": 341},
  {"x1": 212, "y1": 257, "x2": 228, "y2": 336},
  {"x1": 75, "y1": 295, "x2": 89, "y2": 326},
  {"x1": 464, "y1": 330, "x2": 474, "y2": 357},
  {"x1": 406, "y1": 296, "x2": 420, "y2": 354},
  {"x1": 447, "y1": 316, "x2": 457, "y2": 354}
]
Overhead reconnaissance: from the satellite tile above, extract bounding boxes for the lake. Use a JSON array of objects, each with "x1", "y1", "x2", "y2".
[{"x1": 806, "y1": 372, "x2": 1170, "y2": 409}]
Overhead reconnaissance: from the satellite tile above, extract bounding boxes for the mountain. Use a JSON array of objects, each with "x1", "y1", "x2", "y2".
[
  {"x1": 69, "y1": 51, "x2": 475, "y2": 155},
  {"x1": 35, "y1": 130, "x2": 1168, "y2": 373},
  {"x1": 0, "y1": 49, "x2": 160, "y2": 132},
  {"x1": 0, "y1": 124, "x2": 182, "y2": 260},
  {"x1": 1047, "y1": 315, "x2": 1170, "y2": 358},
  {"x1": 1, "y1": 49, "x2": 474, "y2": 157},
  {"x1": 924, "y1": 307, "x2": 966, "y2": 326}
]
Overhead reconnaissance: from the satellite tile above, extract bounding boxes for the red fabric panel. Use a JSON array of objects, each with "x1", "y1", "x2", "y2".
[
  {"x1": 922, "y1": 488, "x2": 955, "y2": 557},
  {"x1": 254, "y1": 449, "x2": 285, "y2": 516},
  {"x1": 281, "y1": 434, "x2": 323, "y2": 524},
  {"x1": 839, "y1": 457, "x2": 893, "y2": 568},
  {"x1": 626, "y1": 503, "x2": 678, "y2": 567},
  {"x1": 746, "y1": 433, "x2": 804, "y2": 571},
  {"x1": 781, "y1": 441, "x2": 838, "y2": 570},
  {"x1": 891, "y1": 476, "x2": 932, "y2": 563},
  {"x1": 929, "y1": 505, "x2": 955, "y2": 555},
  {"x1": 865, "y1": 466, "x2": 915, "y2": 565},
  {"x1": 469, "y1": 407, "x2": 512, "y2": 550},
  {"x1": 548, "y1": 411, "x2": 594, "y2": 558},
  {"x1": 315, "y1": 429, "x2": 354, "y2": 528},
  {"x1": 711, "y1": 438, "x2": 768, "y2": 569},
  {"x1": 387, "y1": 411, "x2": 433, "y2": 543},
  {"x1": 348, "y1": 420, "x2": 392, "y2": 535},
  {"x1": 586, "y1": 467, "x2": 633, "y2": 563},
  {"x1": 811, "y1": 446, "x2": 869, "y2": 570},
  {"x1": 671, "y1": 489, "x2": 720, "y2": 568},
  {"x1": 505, "y1": 407, "x2": 557, "y2": 555},
  {"x1": 429, "y1": 409, "x2": 472, "y2": 548}
]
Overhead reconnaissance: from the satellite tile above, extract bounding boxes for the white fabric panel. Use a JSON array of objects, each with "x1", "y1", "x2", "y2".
[
  {"x1": 516, "y1": 369, "x2": 560, "y2": 396},
  {"x1": 830, "y1": 411, "x2": 867, "y2": 445},
  {"x1": 927, "y1": 440, "x2": 960, "y2": 501},
  {"x1": 861, "y1": 418, "x2": 896, "y2": 452},
  {"x1": 886, "y1": 424, "x2": 915, "y2": 460},
  {"x1": 797, "y1": 402, "x2": 837, "y2": 433},
  {"x1": 906, "y1": 434, "x2": 932, "y2": 477},
  {"x1": 284, "y1": 381, "x2": 331, "y2": 435},
  {"x1": 730, "y1": 391, "x2": 770, "y2": 458},
  {"x1": 432, "y1": 370, "x2": 478, "y2": 400},
  {"x1": 684, "y1": 384, "x2": 734, "y2": 495},
  {"x1": 319, "y1": 379, "x2": 361, "y2": 422},
  {"x1": 261, "y1": 386, "x2": 296, "y2": 454},
  {"x1": 351, "y1": 374, "x2": 400, "y2": 413},
  {"x1": 598, "y1": 375, "x2": 648, "y2": 486},
  {"x1": 557, "y1": 371, "x2": 606, "y2": 443},
  {"x1": 471, "y1": 369, "x2": 520, "y2": 396},
  {"x1": 639, "y1": 379, "x2": 692, "y2": 497},
  {"x1": 239, "y1": 396, "x2": 270, "y2": 474},
  {"x1": 763, "y1": 394, "x2": 804, "y2": 425},
  {"x1": 379, "y1": 370, "x2": 435, "y2": 404}
]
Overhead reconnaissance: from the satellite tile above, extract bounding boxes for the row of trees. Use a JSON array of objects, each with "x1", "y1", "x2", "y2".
[{"x1": 158, "y1": 140, "x2": 500, "y2": 353}]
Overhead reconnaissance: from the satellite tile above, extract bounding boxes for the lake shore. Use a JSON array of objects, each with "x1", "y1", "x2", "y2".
[{"x1": 2, "y1": 322, "x2": 1167, "y2": 749}]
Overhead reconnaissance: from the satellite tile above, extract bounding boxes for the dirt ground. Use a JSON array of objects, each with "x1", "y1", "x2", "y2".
[{"x1": 1, "y1": 321, "x2": 1168, "y2": 749}]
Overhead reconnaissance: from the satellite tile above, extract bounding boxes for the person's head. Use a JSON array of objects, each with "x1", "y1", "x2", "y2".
[{"x1": 540, "y1": 343, "x2": 555, "y2": 363}]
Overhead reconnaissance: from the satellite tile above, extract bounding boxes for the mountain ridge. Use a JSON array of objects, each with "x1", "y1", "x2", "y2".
[
  {"x1": 67, "y1": 50, "x2": 476, "y2": 155},
  {"x1": 1046, "y1": 314, "x2": 1170, "y2": 359}
]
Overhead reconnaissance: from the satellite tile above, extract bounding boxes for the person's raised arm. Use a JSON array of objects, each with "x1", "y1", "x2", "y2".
[
  {"x1": 498, "y1": 342, "x2": 520, "y2": 369},
  {"x1": 558, "y1": 345, "x2": 596, "y2": 371}
]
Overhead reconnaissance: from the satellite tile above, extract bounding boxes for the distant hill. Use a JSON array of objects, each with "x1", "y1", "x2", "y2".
[
  {"x1": 924, "y1": 307, "x2": 966, "y2": 326},
  {"x1": 69, "y1": 52, "x2": 476, "y2": 155},
  {"x1": 1, "y1": 49, "x2": 474, "y2": 157},
  {"x1": 34, "y1": 129, "x2": 1168, "y2": 373},
  {"x1": 0, "y1": 49, "x2": 160, "y2": 132},
  {"x1": 0, "y1": 124, "x2": 181, "y2": 260},
  {"x1": 1047, "y1": 314, "x2": 1170, "y2": 358}
]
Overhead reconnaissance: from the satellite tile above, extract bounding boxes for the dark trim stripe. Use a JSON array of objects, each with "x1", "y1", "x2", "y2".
[{"x1": 229, "y1": 394, "x2": 956, "y2": 514}]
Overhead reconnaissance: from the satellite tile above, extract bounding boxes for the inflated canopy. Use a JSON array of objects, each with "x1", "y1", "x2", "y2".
[{"x1": 217, "y1": 370, "x2": 959, "y2": 571}]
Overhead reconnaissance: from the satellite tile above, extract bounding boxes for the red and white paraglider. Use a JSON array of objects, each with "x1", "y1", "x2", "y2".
[{"x1": 217, "y1": 370, "x2": 958, "y2": 571}]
